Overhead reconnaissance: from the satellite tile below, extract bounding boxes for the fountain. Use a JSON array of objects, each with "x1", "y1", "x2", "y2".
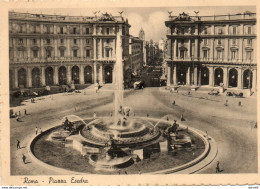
[{"x1": 31, "y1": 32, "x2": 209, "y2": 174}]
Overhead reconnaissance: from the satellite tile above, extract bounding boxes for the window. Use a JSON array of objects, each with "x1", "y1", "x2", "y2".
[
  {"x1": 74, "y1": 39, "x2": 77, "y2": 44},
  {"x1": 46, "y1": 50, "x2": 51, "y2": 58},
  {"x1": 60, "y1": 27, "x2": 63, "y2": 34},
  {"x1": 19, "y1": 25, "x2": 23, "y2": 33},
  {"x1": 33, "y1": 50, "x2": 38, "y2": 58},
  {"x1": 217, "y1": 50, "x2": 222, "y2": 59},
  {"x1": 60, "y1": 39, "x2": 64, "y2": 44},
  {"x1": 233, "y1": 27, "x2": 237, "y2": 35},
  {"x1": 107, "y1": 39, "x2": 110, "y2": 43},
  {"x1": 86, "y1": 49, "x2": 90, "y2": 57},
  {"x1": 47, "y1": 39, "x2": 50, "y2": 44},
  {"x1": 47, "y1": 26, "x2": 50, "y2": 34},
  {"x1": 73, "y1": 27, "x2": 77, "y2": 34},
  {"x1": 204, "y1": 39, "x2": 207, "y2": 45},
  {"x1": 73, "y1": 50, "x2": 77, "y2": 57},
  {"x1": 106, "y1": 28, "x2": 110, "y2": 34},
  {"x1": 86, "y1": 28, "x2": 90, "y2": 34},
  {"x1": 218, "y1": 39, "x2": 221, "y2": 45},
  {"x1": 248, "y1": 27, "x2": 252, "y2": 34},
  {"x1": 86, "y1": 39, "x2": 89, "y2": 44},
  {"x1": 232, "y1": 39, "x2": 236, "y2": 45},
  {"x1": 246, "y1": 51, "x2": 252, "y2": 60},
  {"x1": 204, "y1": 28, "x2": 208, "y2": 34},
  {"x1": 181, "y1": 28, "x2": 185, "y2": 34},
  {"x1": 218, "y1": 28, "x2": 222, "y2": 34},
  {"x1": 247, "y1": 39, "x2": 252, "y2": 46},
  {"x1": 33, "y1": 39, "x2": 36, "y2": 45},
  {"x1": 33, "y1": 25, "x2": 37, "y2": 33},
  {"x1": 18, "y1": 38, "x2": 23, "y2": 45},
  {"x1": 231, "y1": 51, "x2": 236, "y2": 60},
  {"x1": 203, "y1": 50, "x2": 207, "y2": 59},
  {"x1": 106, "y1": 49, "x2": 110, "y2": 58},
  {"x1": 60, "y1": 49, "x2": 65, "y2": 57}
]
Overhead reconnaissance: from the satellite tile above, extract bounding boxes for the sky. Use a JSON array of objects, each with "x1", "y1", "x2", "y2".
[{"x1": 13, "y1": 6, "x2": 256, "y2": 42}]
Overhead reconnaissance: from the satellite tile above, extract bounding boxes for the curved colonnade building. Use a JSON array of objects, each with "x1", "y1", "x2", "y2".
[
  {"x1": 165, "y1": 12, "x2": 257, "y2": 91},
  {"x1": 9, "y1": 11, "x2": 131, "y2": 89}
]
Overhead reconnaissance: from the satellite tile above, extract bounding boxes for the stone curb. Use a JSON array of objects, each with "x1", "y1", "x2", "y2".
[{"x1": 28, "y1": 116, "x2": 217, "y2": 175}]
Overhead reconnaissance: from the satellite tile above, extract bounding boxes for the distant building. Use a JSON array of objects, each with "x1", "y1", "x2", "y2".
[
  {"x1": 139, "y1": 28, "x2": 146, "y2": 66},
  {"x1": 145, "y1": 40, "x2": 160, "y2": 66},
  {"x1": 129, "y1": 36, "x2": 144, "y2": 74},
  {"x1": 165, "y1": 12, "x2": 257, "y2": 91},
  {"x1": 9, "y1": 11, "x2": 131, "y2": 89},
  {"x1": 159, "y1": 39, "x2": 165, "y2": 51}
]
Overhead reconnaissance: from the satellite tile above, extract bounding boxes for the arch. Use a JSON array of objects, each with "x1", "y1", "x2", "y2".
[
  {"x1": 32, "y1": 67, "x2": 41, "y2": 87},
  {"x1": 18, "y1": 68, "x2": 27, "y2": 88},
  {"x1": 9, "y1": 70, "x2": 14, "y2": 89},
  {"x1": 200, "y1": 67, "x2": 209, "y2": 85},
  {"x1": 84, "y1": 66, "x2": 93, "y2": 84},
  {"x1": 177, "y1": 66, "x2": 186, "y2": 85},
  {"x1": 58, "y1": 66, "x2": 67, "y2": 85},
  {"x1": 214, "y1": 68, "x2": 223, "y2": 86},
  {"x1": 243, "y1": 69, "x2": 252, "y2": 89},
  {"x1": 228, "y1": 68, "x2": 238, "y2": 88},
  {"x1": 104, "y1": 65, "x2": 113, "y2": 84},
  {"x1": 45, "y1": 67, "x2": 54, "y2": 86},
  {"x1": 71, "y1": 66, "x2": 80, "y2": 84}
]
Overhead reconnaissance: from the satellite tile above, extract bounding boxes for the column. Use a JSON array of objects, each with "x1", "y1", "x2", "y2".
[
  {"x1": 194, "y1": 39, "x2": 198, "y2": 59},
  {"x1": 210, "y1": 39, "x2": 214, "y2": 61},
  {"x1": 40, "y1": 24, "x2": 43, "y2": 34},
  {"x1": 94, "y1": 62, "x2": 97, "y2": 84},
  {"x1": 41, "y1": 67, "x2": 46, "y2": 86},
  {"x1": 80, "y1": 39, "x2": 83, "y2": 58},
  {"x1": 174, "y1": 39, "x2": 178, "y2": 59},
  {"x1": 167, "y1": 39, "x2": 171, "y2": 59},
  {"x1": 252, "y1": 69, "x2": 257, "y2": 91},
  {"x1": 237, "y1": 68, "x2": 242, "y2": 89},
  {"x1": 173, "y1": 39, "x2": 177, "y2": 59},
  {"x1": 173, "y1": 64, "x2": 177, "y2": 85},
  {"x1": 187, "y1": 39, "x2": 191, "y2": 59},
  {"x1": 54, "y1": 66, "x2": 59, "y2": 85},
  {"x1": 112, "y1": 64, "x2": 116, "y2": 84},
  {"x1": 167, "y1": 63, "x2": 171, "y2": 86},
  {"x1": 27, "y1": 39, "x2": 31, "y2": 59},
  {"x1": 198, "y1": 69, "x2": 202, "y2": 86},
  {"x1": 67, "y1": 65, "x2": 71, "y2": 84},
  {"x1": 99, "y1": 64, "x2": 103, "y2": 85},
  {"x1": 14, "y1": 68, "x2": 18, "y2": 88},
  {"x1": 238, "y1": 38, "x2": 243, "y2": 62},
  {"x1": 99, "y1": 39, "x2": 102, "y2": 59},
  {"x1": 223, "y1": 67, "x2": 228, "y2": 88},
  {"x1": 93, "y1": 38, "x2": 97, "y2": 59},
  {"x1": 186, "y1": 66, "x2": 190, "y2": 85},
  {"x1": 209, "y1": 67, "x2": 214, "y2": 87},
  {"x1": 113, "y1": 38, "x2": 116, "y2": 58},
  {"x1": 54, "y1": 39, "x2": 58, "y2": 58},
  {"x1": 224, "y1": 38, "x2": 228, "y2": 61},
  {"x1": 194, "y1": 66, "x2": 198, "y2": 86},
  {"x1": 80, "y1": 65, "x2": 84, "y2": 84},
  {"x1": 27, "y1": 67, "x2": 32, "y2": 88},
  {"x1": 67, "y1": 39, "x2": 70, "y2": 57},
  {"x1": 40, "y1": 38, "x2": 44, "y2": 59},
  {"x1": 54, "y1": 24, "x2": 57, "y2": 34}
]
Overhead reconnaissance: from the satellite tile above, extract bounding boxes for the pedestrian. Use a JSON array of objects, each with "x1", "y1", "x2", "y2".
[
  {"x1": 16, "y1": 116, "x2": 20, "y2": 122},
  {"x1": 146, "y1": 113, "x2": 149, "y2": 117},
  {"x1": 181, "y1": 114, "x2": 185, "y2": 121},
  {"x1": 255, "y1": 122, "x2": 257, "y2": 128},
  {"x1": 22, "y1": 154, "x2": 26, "y2": 164},
  {"x1": 35, "y1": 127, "x2": 38, "y2": 135},
  {"x1": 205, "y1": 131, "x2": 208, "y2": 139},
  {"x1": 166, "y1": 117, "x2": 169, "y2": 121},
  {"x1": 216, "y1": 161, "x2": 220, "y2": 173},
  {"x1": 39, "y1": 128, "x2": 42, "y2": 134},
  {"x1": 110, "y1": 112, "x2": 113, "y2": 117},
  {"x1": 93, "y1": 112, "x2": 96, "y2": 119},
  {"x1": 176, "y1": 89, "x2": 178, "y2": 94},
  {"x1": 238, "y1": 101, "x2": 242, "y2": 107},
  {"x1": 224, "y1": 100, "x2": 228, "y2": 106},
  {"x1": 17, "y1": 140, "x2": 21, "y2": 149},
  {"x1": 24, "y1": 109, "x2": 27, "y2": 115},
  {"x1": 172, "y1": 100, "x2": 175, "y2": 105}
]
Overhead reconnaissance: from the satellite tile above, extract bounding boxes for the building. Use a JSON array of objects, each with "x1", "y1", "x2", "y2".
[
  {"x1": 129, "y1": 35, "x2": 144, "y2": 74},
  {"x1": 165, "y1": 12, "x2": 257, "y2": 91},
  {"x1": 159, "y1": 39, "x2": 165, "y2": 52},
  {"x1": 9, "y1": 11, "x2": 131, "y2": 89},
  {"x1": 145, "y1": 40, "x2": 159, "y2": 66},
  {"x1": 139, "y1": 27, "x2": 146, "y2": 66}
]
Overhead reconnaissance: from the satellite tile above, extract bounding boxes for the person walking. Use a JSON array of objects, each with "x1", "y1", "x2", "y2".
[
  {"x1": 216, "y1": 161, "x2": 220, "y2": 173},
  {"x1": 39, "y1": 128, "x2": 42, "y2": 134},
  {"x1": 17, "y1": 140, "x2": 21, "y2": 149},
  {"x1": 24, "y1": 109, "x2": 27, "y2": 115},
  {"x1": 35, "y1": 127, "x2": 38, "y2": 135},
  {"x1": 22, "y1": 154, "x2": 26, "y2": 164},
  {"x1": 93, "y1": 112, "x2": 97, "y2": 119},
  {"x1": 172, "y1": 100, "x2": 175, "y2": 105},
  {"x1": 224, "y1": 100, "x2": 228, "y2": 106},
  {"x1": 238, "y1": 101, "x2": 242, "y2": 107}
]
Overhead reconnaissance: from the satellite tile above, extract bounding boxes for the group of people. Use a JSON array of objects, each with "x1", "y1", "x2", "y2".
[
  {"x1": 15, "y1": 109, "x2": 28, "y2": 122},
  {"x1": 35, "y1": 127, "x2": 42, "y2": 135}
]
